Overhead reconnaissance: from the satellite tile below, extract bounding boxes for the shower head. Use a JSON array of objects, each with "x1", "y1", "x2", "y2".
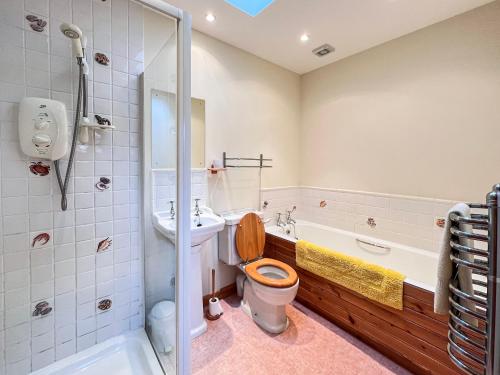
[
  {"x1": 60, "y1": 23, "x2": 84, "y2": 58},
  {"x1": 60, "y1": 23, "x2": 81, "y2": 39}
]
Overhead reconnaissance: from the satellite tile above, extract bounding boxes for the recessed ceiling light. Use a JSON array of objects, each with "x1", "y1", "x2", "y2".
[
  {"x1": 300, "y1": 33, "x2": 310, "y2": 42},
  {"x1": 206, "y1": 13, "x2": 216, "y2": 22}
]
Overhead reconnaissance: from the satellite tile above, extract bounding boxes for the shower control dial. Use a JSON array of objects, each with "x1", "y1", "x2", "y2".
[
  {"x1": 32, "y1": 133, "x2": 52, "y2": 147},
  {"x1": 35, "y1": 119, "x2": 50, "y2": 130}
]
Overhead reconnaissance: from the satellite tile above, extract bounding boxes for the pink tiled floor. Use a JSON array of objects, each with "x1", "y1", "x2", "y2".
[{"x1": 192, "y1": 295, "x2": 411, "y2": 374}]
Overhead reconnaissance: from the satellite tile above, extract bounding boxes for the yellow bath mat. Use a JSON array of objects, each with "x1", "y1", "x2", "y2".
[{"x1": 296, "y1": 240, "x2": 405, "y2": 310}]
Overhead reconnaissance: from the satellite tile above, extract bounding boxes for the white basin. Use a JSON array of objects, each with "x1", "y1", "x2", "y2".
[
  {"x1": 153, "y1": 208, "x2": 225, "y2": 246},
  {"x1": 152, "y1": 206, "x2": 225, "y2": 339}
]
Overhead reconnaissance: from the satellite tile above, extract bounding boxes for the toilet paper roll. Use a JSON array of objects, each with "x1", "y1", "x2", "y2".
[{"x1": 208, "y1": 297, "x2": 224, "y2": 317}]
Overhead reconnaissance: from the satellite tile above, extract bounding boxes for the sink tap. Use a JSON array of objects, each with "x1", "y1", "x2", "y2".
[
  {"x1": 194, "y1": 198, "x2": 202, "y2": 227},
  {"x1": 169, "y1": 200, "x2": 175, "y2": 220}
]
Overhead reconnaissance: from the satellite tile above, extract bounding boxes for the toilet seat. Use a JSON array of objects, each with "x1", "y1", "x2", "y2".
[
  {"x1": 245, "y1": 258, "x2": 298, "y2": 288},
  {"x1": 235, "y1": 213, "x2": 298, "y2": 288}
]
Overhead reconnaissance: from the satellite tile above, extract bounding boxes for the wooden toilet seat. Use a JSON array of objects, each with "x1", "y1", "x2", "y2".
[
  {"x1": 245, "y1": 258, "x2": 298, "y2": 288},
  {"x1": 235, "y1": 213, "x2": 298, "y2": 288}
]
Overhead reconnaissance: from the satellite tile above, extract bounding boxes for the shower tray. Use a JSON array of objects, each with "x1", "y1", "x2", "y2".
[{"x1": 30, "y1": 329, "x2": 163, "y2": 375}]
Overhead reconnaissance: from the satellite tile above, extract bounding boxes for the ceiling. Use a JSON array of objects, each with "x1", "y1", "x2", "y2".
[{"x1": 164, "y1": 0, "x2": 493, "y2": 74}]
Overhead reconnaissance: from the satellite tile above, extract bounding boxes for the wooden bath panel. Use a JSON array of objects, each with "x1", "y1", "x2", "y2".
[{"x1": 264, "y1": 233, "x2": 461, "y2": 375}]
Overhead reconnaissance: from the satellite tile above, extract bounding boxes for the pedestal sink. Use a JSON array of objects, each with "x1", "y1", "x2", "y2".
[{"x1": 152, "y1": 207, "x2": 225, "y2": 338}]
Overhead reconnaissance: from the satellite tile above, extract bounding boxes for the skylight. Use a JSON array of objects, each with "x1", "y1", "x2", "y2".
[{"x1": 224, "y1": 0, "x2": 275, "y2": 17}]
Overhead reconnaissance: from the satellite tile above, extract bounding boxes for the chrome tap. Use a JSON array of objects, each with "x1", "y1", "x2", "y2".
[
  {"x1": 288, "y1": 222, "x2": 298, "y2": 240},
  {"x1": 169, "y1": 200, "x2": 175, "y2": 220},
  {"x1": 286, "y1": 206, "x2": 296, "y2": 225},
  {"x1": 277, "y1": 212, "x2": 287, "y2": 230},
  {"x1": 283, "y1": 206, "x2": 298, "y2": 239},
  {"x1": 194, "y1": 198, "x2": 202, "y2": 227}
]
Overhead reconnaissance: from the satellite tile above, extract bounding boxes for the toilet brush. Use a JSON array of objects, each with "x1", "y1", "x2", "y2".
[{"x1": 206, "y1": 268, "x2": 223, "y2": 320}]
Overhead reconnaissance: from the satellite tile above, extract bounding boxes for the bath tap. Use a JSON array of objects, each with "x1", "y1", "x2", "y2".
[
  {"x1": 277, "y1": 213, "x2": 287, "y2": 230},
  {"x1": 277, "y1": 212, "x2": 298, "y2": 239},
  {"x1": 169, "y1": 200, "x2": 175, "y2": 220},
  {"x1": 286, "y1": 206, "x2": 296, "y2": 225},
  {"x1": 287, "y1": 222, "x2": 298, "y2": 240},
  {"x1": 194, "y1": 198, "x2": 202, "y2": 227},
  {"x1": 277, "y1": 207, "x2": 298, "y2": 239}
]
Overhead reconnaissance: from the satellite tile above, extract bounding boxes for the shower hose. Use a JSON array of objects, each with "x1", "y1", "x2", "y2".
[{"x1": 54, "y1": 57, "x2": 87, "y2": 211}]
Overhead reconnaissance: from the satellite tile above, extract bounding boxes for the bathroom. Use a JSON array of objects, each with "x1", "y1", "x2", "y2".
[{"x1": 0, "y1": 0, "x2": 499, "y2": 374}]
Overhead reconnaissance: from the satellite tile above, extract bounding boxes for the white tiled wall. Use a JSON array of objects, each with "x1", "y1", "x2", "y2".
[
  {"x1": 261, "y1": 186, "x2": 457, "y2": 252},
  {"x1": 0, "y1": 0, "x2": 144, "y2": 373},
  {"x1": 150, "y1": 170, "x2": 456, "y2": 291},
  {"x1": 260, "y1": 187, "x2": 300, "y2": 223},
  {"x1": 207, "y1": 168, "x2": 261, "y2": 214},
  {"x1": 152, "y1": 169, "x2": 208, "y2": 212}
]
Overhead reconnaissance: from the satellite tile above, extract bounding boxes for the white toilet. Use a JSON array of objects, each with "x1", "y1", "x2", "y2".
[{"x1": 218, "y1": 212, "x2": 299, "y2": 333}]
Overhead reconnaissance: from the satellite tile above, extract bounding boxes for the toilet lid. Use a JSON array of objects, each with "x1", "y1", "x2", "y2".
[{"x1": 235, "y1": 213, "x2": 265, "y2": 262}]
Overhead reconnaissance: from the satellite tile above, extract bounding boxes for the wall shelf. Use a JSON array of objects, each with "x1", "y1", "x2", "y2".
[{"x1": 207, "y1": 167, "x2": 226, "y2": 175}]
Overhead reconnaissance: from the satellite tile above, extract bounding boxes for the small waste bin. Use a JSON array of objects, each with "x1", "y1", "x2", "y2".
[{"x1": 147, "y1": 300, "x2": 175, "y2": 353}]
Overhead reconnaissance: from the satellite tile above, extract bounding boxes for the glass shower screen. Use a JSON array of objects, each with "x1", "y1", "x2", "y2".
[{"x1": 142, "y1": 3, "x2": 191, "y2": 373}]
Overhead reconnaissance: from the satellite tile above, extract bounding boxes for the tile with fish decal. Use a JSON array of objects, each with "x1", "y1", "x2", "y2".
[
  {"x1": 26, "y1": 15, "x2": 47, "y2": 32},
  {"x1": 29, "y1": 161, "x2": 50, "y2": 176},
  {"x1": 320, "y1": 200, "x2": 327, "y2": 208},
  {"x1": 366, "y1": 217, "x2": 376, "y2": 228},
  {"x1": 32, "y1": 301, "x2": 53, "y2": 317},
  {"x1": 96, "y1": 177, "x2": 111, "y2": 191},
  {"x1": 31, "y1": 231, "x2": 51, "y2": 249},
  {"x1": 97, "y1": 298, "x2": 112, "y2": 312},
  {"x1": 435, "y1": 217, "x2": 446, "y2": 228},
  {"x1": 95, "y1": 52, "x2": 110, "y2": 66},
  {"x1": 97, "y1": 237, "x2": 112, "y2": 252}
]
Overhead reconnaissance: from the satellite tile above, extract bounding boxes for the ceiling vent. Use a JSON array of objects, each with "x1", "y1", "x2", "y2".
[{"x1": 312, "y1": 44, "x2": 335, "y2": 57}]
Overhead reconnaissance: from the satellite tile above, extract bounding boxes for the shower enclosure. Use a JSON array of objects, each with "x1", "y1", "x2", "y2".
[{"x1": 141, "y1": 1, "x2": 192, "y2": 374}]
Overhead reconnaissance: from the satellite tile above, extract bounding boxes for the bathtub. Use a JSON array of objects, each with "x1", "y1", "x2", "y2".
[
  {"x1": 266, "y1": 220, "x2": 438, "y2": 291},
  {"x1": 30, "y1": 330, "x2": 164, "y2": 375},
  {"x1": 264, "y1": 220, "x2": 458, "y2": 375}
]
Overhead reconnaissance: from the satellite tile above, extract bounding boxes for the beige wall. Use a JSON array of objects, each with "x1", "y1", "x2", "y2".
[
  {"x1": 192, "y1": 31, "x2": 301, "y2": 212},
  {"x1": 300, "y1": 1, "x2": 500, "y2": 202}
]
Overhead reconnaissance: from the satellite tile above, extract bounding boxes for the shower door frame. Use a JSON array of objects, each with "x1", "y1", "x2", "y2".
[{"x1": 139, "y1": 1, "x2": 192, "y2": 374}]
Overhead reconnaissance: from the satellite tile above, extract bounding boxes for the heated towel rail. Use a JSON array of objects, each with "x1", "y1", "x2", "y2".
[{"x1": 448, "y1": 184, "x2": 500, "y2": 375}]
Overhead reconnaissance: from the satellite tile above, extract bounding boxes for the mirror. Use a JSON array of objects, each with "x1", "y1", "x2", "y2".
[
  {"x1": 191, "y1": 98, "x2": 206, "y2": 168},
  {"x1": 152, "y1": 93, "x2": 205, "y2": 169}
]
